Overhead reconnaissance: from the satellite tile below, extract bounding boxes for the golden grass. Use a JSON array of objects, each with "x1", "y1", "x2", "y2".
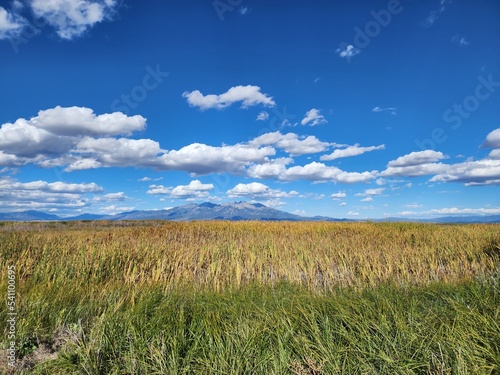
[{"x1": 1, "y1": 221, "x2": 498, "y2": 292}]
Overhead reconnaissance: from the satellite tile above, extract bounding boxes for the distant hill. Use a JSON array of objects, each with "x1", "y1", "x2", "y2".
[
  {"x1": 1, "y1": 202, "x2": 499, "y2": 223},
  {"x1": 0, "y1": 210, "x2": 62, "y2": 221}
]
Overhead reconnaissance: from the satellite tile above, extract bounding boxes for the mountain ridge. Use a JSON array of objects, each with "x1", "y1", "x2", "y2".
[{"x1": 0, "y1": 202, "x2": 499, "y2": 223}]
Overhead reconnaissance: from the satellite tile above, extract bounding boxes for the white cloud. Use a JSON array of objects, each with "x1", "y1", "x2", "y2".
[
  {"x1": 482, "y1": 128, "x2": 500, "y2": 148},
  {"x1": 428, "y1": 207, "x2": 500, "y2": 215},
  {"x1": 281, "y1": 162, "x2": 377, "y2": 183},
  {"x1": 488, "y1": 149, "x2": 500, "y2": 160},
  {"x1": 170, "y1": 180, "x2": 214, "y2": 199},
  {"x1": 331, "y1": 191, "x2": 346, "y2": 199},
  {"x1": 347, "y1": 211, "x2": 359, "y2": 216},
  {"x1": 147, "y1": 184, "x2": 171, "y2": 195},
  {"x1": 372, "y1": 106, "x2": 397, "y2": 115},
  {"x1": 247, "y1": 160, "x2": 377, "y2": 184},
  {"x1": 261, "y1": 198, "x2": 286, "y2": 208},
  {"x1": 430, "y1": 159, "x2": 500, "y2": 186},
  {"x1": 1, "y1": 108, "x2": 287, "y2": 176},
  {"x1": 356, "y1": 188, "x2": 385, "y2": 201},
  {"x1": 250, "y1": 132, "x2": 330, "y2": 156},
  {"x1": 30, "y1": 0, "x2": 118, "y2": 40},
  {"x1": 226, "y1": 182, "x2": 298, "y2": 199},
  {"x1": 336, "y1": 44, "x2": 360, "y2": 60},
  {"x1": 138, "y1": 176, "x2": 163, "y2": 182},
  {"x1": 381, "y1": 150, "x2": 448, "y2": 177},
  {"x1": 256, "y1": 111, "x2": 269, "y2": 121},
  {"x1": 0, "y1": 6, "x2": 25, "y2": 40},
  {"x1": 182, "y1": 85, "x2": 276, "y2": 110},
  {"x1": 65, "y1": 158, "x2": 102, "y2": 172},
  {"x1": 0, "y1": 176, "x2": 102, "y2": 212},
  {"x1": 364, "y1": 188, "x2": 385, "y2": 196},
  {"x1": 147, "y1": 180, "x2": 214, "y2": 199},
  {"x1": 35, "y1": 106, "x2": 146, "y2": 136},
  {"x1": 300, "y1": 108, "x2": 327, "y2": 126},
  {"x1": 0, "y1": 106, "x2": 146, "y2": 163},
  {"x1": 388, "y1": 150, "x2": 446, "y2": 167},
  {"x1": 246, "y1": 158, "x2": 291, "y2": 179},
  {"x1": 400, "y1": 206, "x2": 500, "y2": 217},
  {"x1": 73, "y1": 137, "x2": 163, "y2": 169},
  {"x1": 339, "y1": 202, "x2": 347, "y2": 207},
  {"x1": 157, "y1": 143, "x2": 275, "y2": 175},
  {"x1": 320, "y1": 144, "x2": 385, "y2": 161}
]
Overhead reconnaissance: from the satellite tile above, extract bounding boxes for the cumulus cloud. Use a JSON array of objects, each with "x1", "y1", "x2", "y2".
[
  {"x1": 280, "y1": 162, "x2": 377, "y2": 183},
  {"x1": 170, "y1": 180, "x2": 214, "y2": 199},
  {"x1": 30, "y1": 0, "x2": 119, "y2": 40},
  {"x1": 226, "y1": 182, "x2": 297, "y2": 199},
  {"x1": 381, "y1": 150, "x2": 448, "y2": 177},
  {"x1": 156, "y1": 143, "x2": 275, "y2": 175},
  {"x1": 488, "y1": 149, "x2": 500, "y2": 160},
  {"x1": 301, "y1": 108, "x2": 327, "y2": 126},
  {"x1": 336, "y1": 44, "x2": 360, "y2": 60},
  {"x1": 0, "y1": 176, "x2": 102, "y2": 212},
  {"x1": 248, "y1": 160, "x2": 377, "y2": 183},
  {"x1": 74, "y1": 137, "x2": 163, "y2": 166},
  {"x1": 320, "y1": 144, "x2": 385, "y2": 161},
  {"x1": 246, "y1": 158, "x2": 292, "y2": 179},
  {"x1": 35, "y1": 106, "x2": 146, "y2": 136},
  {"x1": 388, "y1": 150, "x2": 446, "y2": 167},
  {"x1": 147, "y1": 180, "x2": 214, "y2": 199},
  {"x1": 0, "y1": 106, "x2": 146, "y2": 164},
  {"x1": 250, "y1": 132, "x2": 331, "y2": 156},
  {"x1": 482, "y1": 128, "x2": 500, "y2": 149},
  {"x1": 430, "y1": 159, "x2": 500, "y2": 186},
  {"x1": 183, "y1": 85, "x2": 276, "y2": 110}
]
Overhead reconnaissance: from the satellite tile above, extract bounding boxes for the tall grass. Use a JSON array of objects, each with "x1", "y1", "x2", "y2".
[
  {"x1": 1, "y1": 221, "x2": 498, "y2": 291},
  {"x1": 0, "y1": 221, "x2": 499, "y2": 374}
]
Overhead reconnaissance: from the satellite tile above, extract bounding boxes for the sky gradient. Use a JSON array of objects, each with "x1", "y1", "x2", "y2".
[{"x1": 1, "y1": 0, "x2": 499, "y2": 219}]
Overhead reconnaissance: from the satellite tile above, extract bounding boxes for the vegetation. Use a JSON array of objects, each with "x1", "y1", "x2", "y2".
[{"x1": 0, "y1": 221, "x2": 499, "y2": 374}]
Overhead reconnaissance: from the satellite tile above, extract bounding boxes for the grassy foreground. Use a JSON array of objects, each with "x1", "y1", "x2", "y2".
[{"x1": 0, "y1": 221, "x2": 499, "y2": 374}]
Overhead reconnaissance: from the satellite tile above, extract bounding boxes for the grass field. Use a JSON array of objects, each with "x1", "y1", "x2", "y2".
[{"x1": 1, "y1": 221, "x2": 499, "y2": 374}]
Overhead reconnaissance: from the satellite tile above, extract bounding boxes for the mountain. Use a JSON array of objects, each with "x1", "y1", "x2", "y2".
[
  {"x1": 0, "y1": 210, "x2": 62, "y2": 221},
  {"x1": 0, "y1": 203, "x2": 499, "y2": 223},
  {"x1": 104, "y1": 201, "x2": 307, "y2": 221}
]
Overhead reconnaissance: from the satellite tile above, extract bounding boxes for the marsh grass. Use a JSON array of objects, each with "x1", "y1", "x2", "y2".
[{"x1": 0, "y1": 221, "x2": 499, "y2": 374}]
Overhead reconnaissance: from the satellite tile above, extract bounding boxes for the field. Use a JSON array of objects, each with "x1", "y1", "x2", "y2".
[{"x1": 0, "y1": 221, "x2": 499, "y2": 374}]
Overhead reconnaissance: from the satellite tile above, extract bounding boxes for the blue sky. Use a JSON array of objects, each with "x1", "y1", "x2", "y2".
[{"x1": 0, "y1": 0, "x2": 499, "y2": 219}]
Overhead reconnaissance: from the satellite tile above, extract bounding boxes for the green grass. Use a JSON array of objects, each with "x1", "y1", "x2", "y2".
[{"x1": 3, "y1": 281, "x2": 499, "y2": 374}]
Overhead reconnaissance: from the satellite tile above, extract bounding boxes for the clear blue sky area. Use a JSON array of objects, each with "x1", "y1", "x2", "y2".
[{"x1": 1, "y1": 0, "x2": 499, "y2": 218}]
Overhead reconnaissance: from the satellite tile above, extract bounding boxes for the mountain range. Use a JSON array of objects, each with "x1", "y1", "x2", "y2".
[{"x1": 0, "y1": 202, "x2": 499, "y2": 223}]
